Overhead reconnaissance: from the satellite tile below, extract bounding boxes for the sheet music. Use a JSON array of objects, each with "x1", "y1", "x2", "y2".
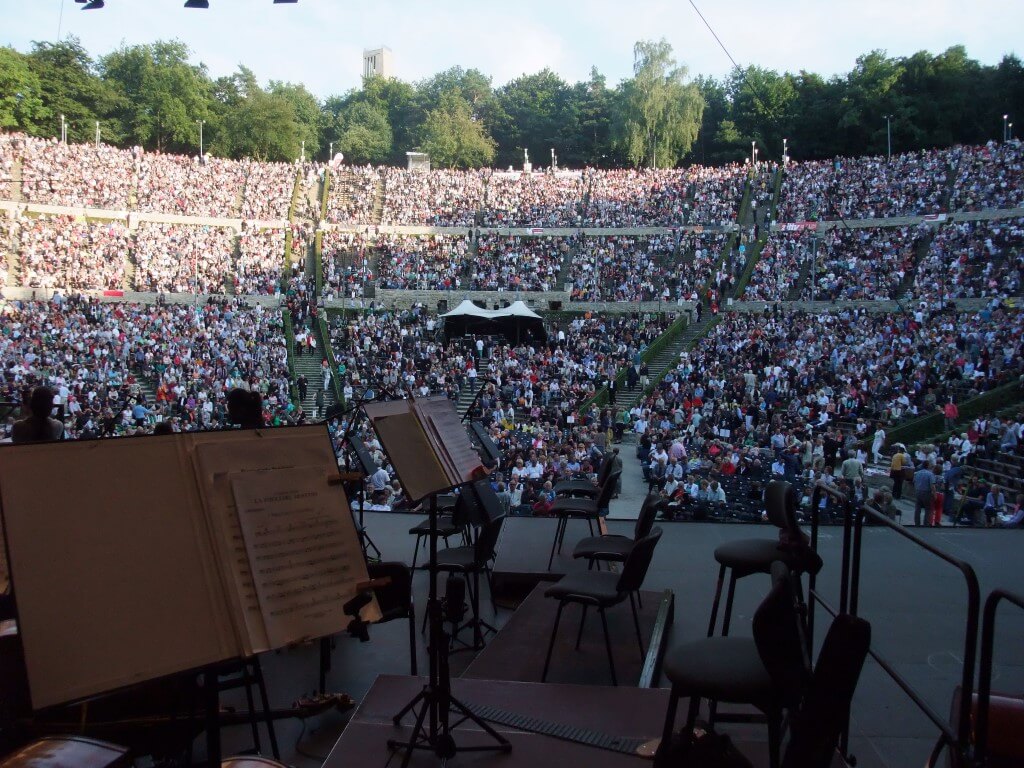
[
  {"x1": 232, "y1": 465, "x2": 362, "y2": 648},
  {"x1": 373, "y1": 411, "x2": 452, "y2": 502},
  {"x1": 414, "y1": 397, "x2": 485, "y2": 485},
  {"x1": 191, "y1": 427, "x2": 357, "y2": 654}
]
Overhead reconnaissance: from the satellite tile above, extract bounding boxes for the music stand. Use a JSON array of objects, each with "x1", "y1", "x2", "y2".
[
  {"x1": 469, "y1": 421, "x2": 503, "y2": 470},
  {"x1": 449, "y1": 480, "x2": 502, "y2": 649},
  {"x1": 348, "y1": 437, "x2": 382, "y2": 559},
  {"x1": 364, "y1": 398, "x2": 511, "y2": 766}
]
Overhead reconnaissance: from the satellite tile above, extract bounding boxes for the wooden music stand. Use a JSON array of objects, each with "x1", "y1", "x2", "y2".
[{"x1": 364, "y1": 397, "x2": 511, "y2": 766}]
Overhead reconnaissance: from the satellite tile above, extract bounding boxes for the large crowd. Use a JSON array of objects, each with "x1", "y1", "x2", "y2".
[
  {"x1": 375, "y1": 234, "x2": 470, "y2": 290},
  {"x1": 381, "y1": 168, "x2": 483, "y2": 226},
  {"x1": 17, "y1": 215, "x2": 131, "y2": 290},
  {"x1": 0, "y1": 296, "x2": 298, "y2": 440},
  {"x1": 471, "y1": 235, "x2": 568, "y2": 291},
  {"x1": 569, "y1": 235, "x2": 676, "y2": 302},
  {"x1": 133, "y1": 222, "x2": 236, "y2": 294}
]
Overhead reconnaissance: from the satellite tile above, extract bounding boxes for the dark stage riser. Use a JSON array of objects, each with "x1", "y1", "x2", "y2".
[{"x1": 323, "y1": 675, "x2": 817, "y2": 768}]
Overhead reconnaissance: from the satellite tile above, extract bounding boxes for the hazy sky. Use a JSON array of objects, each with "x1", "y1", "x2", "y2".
[{"x1": 1, "y1": 0, "x2": 1021, "y2": 99}]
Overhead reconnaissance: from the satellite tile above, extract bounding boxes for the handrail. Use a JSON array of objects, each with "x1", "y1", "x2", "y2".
[
  {"x1": 809, "y1": 495, "x2": 982, "y2": 766},
  {"x1": 974, "y1": 589, "x2": 1024, "y2": 765},
  {"x1": 806, "y1": 482, "x2": 982, "y2": 765}
]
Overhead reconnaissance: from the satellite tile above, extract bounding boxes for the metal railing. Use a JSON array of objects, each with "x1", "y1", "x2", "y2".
[{"x1": 806, "y1": 481, "x2": 982, "y2": 766}]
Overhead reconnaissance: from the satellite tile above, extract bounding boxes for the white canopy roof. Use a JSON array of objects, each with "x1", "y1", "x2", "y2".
[{"x1": 441, "y1": 299, "x2": 542, "y2": 320}]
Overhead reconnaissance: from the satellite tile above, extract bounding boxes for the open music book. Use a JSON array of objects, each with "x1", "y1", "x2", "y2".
[
  {"x1": 0, "y1": 425, "x2": 373, "y2": 710},
  {"x1": 364, "y1": 396, "x2": 485, "y2": 503}
]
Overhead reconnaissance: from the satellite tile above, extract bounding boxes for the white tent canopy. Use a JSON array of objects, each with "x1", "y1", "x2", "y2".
[{"x1": 440, "y1": 300, "x2": 547, "y2": 343}]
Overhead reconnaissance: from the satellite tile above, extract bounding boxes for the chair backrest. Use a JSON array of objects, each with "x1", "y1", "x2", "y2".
[
  {"x1": 595, "y1": 470, "x2": 623, "y2": 509},
  {"x1": 473, "y1": 514, "x2": 506, "y2": 566},
  {"x1": 366, "y1": 561, "x2": 413, "y2": 623},
  {"x1": 782, "y1": 614, "x2": 871, "y2": 768},
  {"x1": 633, "y1": 494, "x2": 661, "y2": 541},
  {"x1": 765, "y1": 479, "x2": 799, "y2": 532},
  {"x1": 616, "y1": 527, "x2": 663, "y2": 594},
  {"x1": 752, "y1": 561, "x2": 812, "y2": 709},
  {"x1": 595, "y1": 452, "x2": 616, "y2": 486}
]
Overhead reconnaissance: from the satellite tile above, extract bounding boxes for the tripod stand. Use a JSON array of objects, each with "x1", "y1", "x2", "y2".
[{"x1": 387, "y1": 493, "x2": 511, "y2": 765}]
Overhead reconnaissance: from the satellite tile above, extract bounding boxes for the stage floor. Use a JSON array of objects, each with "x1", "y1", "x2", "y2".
[{"x1": 211, "y1": 514, "x2": 1024, "y2": 768}]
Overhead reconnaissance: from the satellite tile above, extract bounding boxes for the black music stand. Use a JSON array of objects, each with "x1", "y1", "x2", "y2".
[
  {"x1": 349, "y1": 437, "x2": 382, "y2": 560},
  {"x1": 469, "y1": 421, "x2": 502, "y2": 470},
  {"x1": 364, "y1": 399, "x2": 511, "y2": 767},
  {"x1": 448, "y1": 480, "x2": 502, "y2": 650}
]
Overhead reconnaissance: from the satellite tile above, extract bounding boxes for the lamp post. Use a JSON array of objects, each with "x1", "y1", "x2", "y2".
[
  {"x1": 1003, "y1": 114, "x2": 1009, "y2": 142},
  {"x1": 1010, "y1": 122, "x2": 1014, "y2": 141},
  {"x1": 197, "y1": 119, "x2": 204, "y2": 159},
  {"x1": 301, "y1": 140, "x2": 305, "y2": 163},
  {"x1": 884, "y1": 115, "x2": 892, "y2": 162},
  {"x1": 60, "y1": 114, "x2": 66, "y2": 144},
  {"x1": 751, "y1": 140, "x2": 756, "y2": 166},
  {"x1": 783, "y1": 137, "x2": 788, "y2": 164},
  {"x1": 329, "y1": 141, "x2": 334, "y2": 161},
  {"x1": 95, "y1": 121, "x2": 100, "y2": 147},
  {"x1": 753, "y1": 147, "x2": 759, "y2": 166}
]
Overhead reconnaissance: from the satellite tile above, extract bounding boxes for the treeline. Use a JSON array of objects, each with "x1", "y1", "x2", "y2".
[{"x1": 1, "y1": 37, "x2": 1022, "y2": 169}]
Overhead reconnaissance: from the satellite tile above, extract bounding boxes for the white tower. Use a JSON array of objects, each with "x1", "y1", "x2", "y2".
[{"x1": 363, "y1": 47, "x2": 394, "y2": 79}]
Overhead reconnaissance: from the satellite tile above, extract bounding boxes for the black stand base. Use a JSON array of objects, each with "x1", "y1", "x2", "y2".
[
  {"x1": 387, "y1": 685, "x2": 512, "y2": 763},
  {"x1": 388, "y1": 493, "x2": 511, "y2": 767}
]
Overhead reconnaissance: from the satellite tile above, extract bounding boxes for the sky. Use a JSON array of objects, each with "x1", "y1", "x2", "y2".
[{"x1": 1, "y1": 0, "x2": 1021, "y2": 99}]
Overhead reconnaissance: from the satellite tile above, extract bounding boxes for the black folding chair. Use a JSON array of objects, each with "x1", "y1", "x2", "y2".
[{"x1": 541, "y1": 528, "x2": 663, "y2": 686}]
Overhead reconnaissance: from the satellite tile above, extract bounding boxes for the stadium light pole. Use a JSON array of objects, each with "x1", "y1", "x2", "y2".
[
  {"x1": 197, "y1": 119, "x2": 204, "y2": 158},
  {"x1": 1003, "y1": 114, "x2": 1009, "y2": 142},
  {"x1": 884, "y1": 115, "x2": 892, "y2": 162}
]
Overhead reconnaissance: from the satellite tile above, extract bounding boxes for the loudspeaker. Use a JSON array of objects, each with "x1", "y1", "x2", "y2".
[
  {"x1": 549, "y1": 300, "x2": 563, "y2": 311},
  {"x1": 438, "y1": 300, "x2": 448, "y2": 313}
]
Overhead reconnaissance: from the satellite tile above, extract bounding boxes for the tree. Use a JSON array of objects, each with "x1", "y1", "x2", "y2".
[
  {"x1": 27, "y1": 38, "x2": 122, "y2": 143},
  {"x1": 0, "y1": 47, "x2": 44, "y2": 131},
  {"x1": 494, "y1": 69, "x2": 574, "y2": 168},
  {"x1": 419, "y1": 92, "x2": 495, "y2": 168},
  {"x1": 269, "y1": 81, "x2": 322, "y2": 159},
  {"x1": 729, "y1": 65, "x2": 798, "y2": 160},
  {"x1": 222, "y1": 88, "x2": 299, "y2": 161},
  {"x1": 336, "y1": 101, "x2": 392, "y2": 164},
  {"x1": 100, "y1": 40, "x2": 213, "y2": 153},
  {"x1": 617, "y1": 39, "x2": 704, "y2": 167}
]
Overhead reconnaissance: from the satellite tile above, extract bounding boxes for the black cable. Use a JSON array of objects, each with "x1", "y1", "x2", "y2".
[{"x1": 688, "y1": 0, "x2": 740, "y2": 70}]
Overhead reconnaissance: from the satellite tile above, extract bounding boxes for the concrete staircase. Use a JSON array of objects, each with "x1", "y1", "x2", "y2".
[
  {"x1": 10, "y1": 157, "x2": 23, "y2": 202},
  {"x1": 292, "y1": 332, "x2": 332, "y2": 416},
  {"x1": 456, "y1": 377, "x2": 483, "y2": 419},
  {"x1": 894, "y1": 230, "x2": 934, "y2": 300},
  {"x1": 371, "y1": 175, "x2": 385, "y2": 226},
  {"x1": 611, "y1": 316, "x2": 714, "y2": 412}
]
